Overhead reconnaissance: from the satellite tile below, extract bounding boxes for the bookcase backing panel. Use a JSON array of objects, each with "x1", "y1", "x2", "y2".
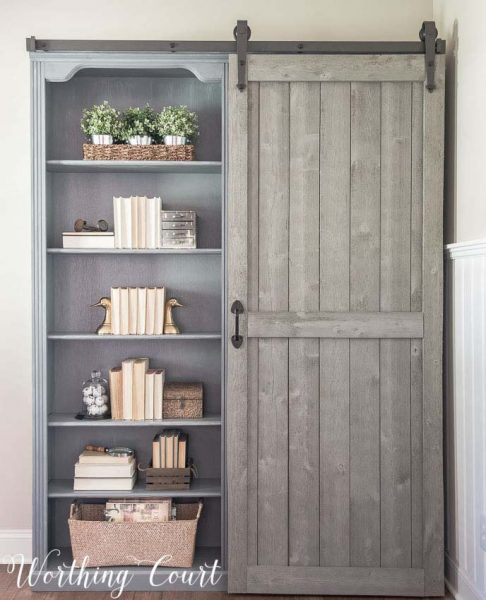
[
  {"x1": 47, "y1": 172, "x2": 222, "y2": 249},
  {"x1": 48, "y1": 254, "x2": 221, "y2": 333},
  {"x1": 50, "y1": 339, "x2": 221, "y2": 415},
  {"x1": 46, "y1": 74, "x2": 222, "y2": 161},
  {"x1": 49, "y1": 427, "x2": 221, "y2": 480}
]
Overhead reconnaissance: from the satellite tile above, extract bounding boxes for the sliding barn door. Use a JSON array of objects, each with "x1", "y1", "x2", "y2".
[{"x1": 227, "y1": 53, "x2": 444, "y2": 596}]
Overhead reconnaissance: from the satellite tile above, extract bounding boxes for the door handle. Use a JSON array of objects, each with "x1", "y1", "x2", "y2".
[{"x1": 231, "y1": 300, "x2": 244, "y2": 348}]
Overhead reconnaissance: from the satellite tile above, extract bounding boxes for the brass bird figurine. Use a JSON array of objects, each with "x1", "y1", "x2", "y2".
[
  {"x1": 164, "y1": 298, "x2": 183, "y2": 335},
  {"x1": 90, "y1": 297, "x2": 112, "y2": 335}
]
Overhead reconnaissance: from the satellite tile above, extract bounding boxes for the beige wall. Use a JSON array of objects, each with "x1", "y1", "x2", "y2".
[
  {"x1": 434, "y1": 0, "x2": 486, "y2": 243},
  {"x1": 0, "y1": 0, "x2": 433, "y2": 532}
]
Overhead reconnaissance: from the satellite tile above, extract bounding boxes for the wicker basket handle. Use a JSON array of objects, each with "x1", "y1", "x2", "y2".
[
  {"x1": 69, "y1": 501, "x2": 79, "y2": 519},
  {"x1": 196, "y1": 500, "x2": 204, "y2": 520}
]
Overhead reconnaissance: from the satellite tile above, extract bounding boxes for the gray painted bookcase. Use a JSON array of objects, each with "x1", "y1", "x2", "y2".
[{"x1": 31, "y1": 52, "x2": 228, "y2": 592}]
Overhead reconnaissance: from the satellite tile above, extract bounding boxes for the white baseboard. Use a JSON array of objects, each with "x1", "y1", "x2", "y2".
[
  {"x1": 446, "y1": 553, "x2": 485, "y2": 600},
  {"x1": 0, "y1": 530, "x2": 32, "y2": 564}
]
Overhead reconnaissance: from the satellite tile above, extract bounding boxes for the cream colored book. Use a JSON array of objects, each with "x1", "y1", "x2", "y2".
[
  {"x1": 120, "y1": 196, "x2": 132, "y2": 249},
  {"x1": 128, "y1": 287, "x2": 138, "y2": 335},
  {"x1": 113, "y1": 196, "x2": 122, "y2": 249},
  {"x1": 153, "y1": 369, "x2": 165, "y2": 420},
  {"x1": 137, "y1": 196, "x2": 147, "y2": 249},
  {"x1": 121, "y1": 358, "x2": 135, "y2": 419},
  {"x1": 146, "y1": 197, "x2": 156, "y2": 249},
  {"x1": 178, "y1": 433, "x2": 187, "y2": 468},
  {"x1": 152, "y1": 436, "x2": 160, "y2": 468},
  {"x1": 131, "y1": 196, "x2": 138, "y2": 249},
  {"x1": 132, "y1": 358, "x2": 149, "y2": 421},
  {"x1": 74, "y1": 473, "x2": 136, "y2": 491},
  {"x1": 136, "y1": 287, "x2": 147, "y2": 335},
  {"x1": 145, "y1": 369, "x2": 156, "y2": 420},
  {"x1": 62, "y1": 232, "x2": 114, "y2": 249},
  {"x1": 110, "y1": 287, "x2": 121, "y2": 335},
  {"x1": 79, "y1": 450, "x2": 132, "y2": 465},
  {"x1": 155, "y1": 196, "x2": 162, "y2": 248},
  {"x1": 109, "y1": 366, "x2": 123, "y2": 420},
  {"x1": 165, "y1": 432, "x2": 174, "y2": 468},
  {"x1": 74, "y1": 458, "x2": 135, "y2": 478},
  {"x1": 154, "y1": 287, "x2": 166, "y2": 335},
  {"x1": 145, "y1": 287, "x2": 156, "y2": 335},
  {"x1": 159, "y1": 433, "x2": 166, "y2": 468},
  {"x1": 120, "y1": 288, "x2": 129, "y2": 335}
]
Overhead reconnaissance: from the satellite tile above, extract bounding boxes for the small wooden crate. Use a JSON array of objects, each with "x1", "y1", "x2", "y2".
[{"x1": 145, "y1": 467, "x2": 191, "y2": 490}]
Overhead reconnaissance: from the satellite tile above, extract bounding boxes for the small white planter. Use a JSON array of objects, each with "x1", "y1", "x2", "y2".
[
  {"x1": 128, "y1": 135, "x2": 152, "y2": 146},
  {"x1": 164, "y1": 135, "x2": 187, "y2": 146},
  {"x1": 91, "y1": 134, "x2": 113, "y2": 145}
]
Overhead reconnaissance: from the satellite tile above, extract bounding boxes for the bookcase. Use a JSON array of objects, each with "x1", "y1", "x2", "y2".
[{"x1": 32, "y1": 53, "x2": 227, "y2": 591}]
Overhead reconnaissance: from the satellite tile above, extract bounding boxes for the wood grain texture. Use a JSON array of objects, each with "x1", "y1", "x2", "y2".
[
  {"x1": 379, "y1": 81, "x2": 412, "y2": 568},
  {"x1": 247, "y1": 54, "x2": 426, "y2": 83},
  {"x1": 247, "y1": 565, "x2": 425, "y2": 596},
  {"x1": 319, "y1": 81, "x2": 351, "y2": 567},
  {"x1": 227, "y1": 54, "x2": 249, "y2": 592},
  {"x1": 411, "y1": 81, "x2": 424, "y2": 569},
  {"x1": 257, "y1": 81, "x2": 290, "y2": 566},
  {"x1": 288, "y1": 81, "x2": 320, "y2": 566},
  {"x1": 247, "y1": 81, "x2": 259, "y2": 567},
  {"x1": 247, "y1": 311, "x2": 423, "y2": 338},
  {"x1": 422, "y1": 55, "x2": 445, "y2": 595},
  {"x1": 349, "y1": 82, "x2": 381, "y2": 567}
]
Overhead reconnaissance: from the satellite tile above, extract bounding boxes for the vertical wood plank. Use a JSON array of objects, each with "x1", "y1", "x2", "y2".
[
  {"x1": 319, "y1": 81, "x2": 351, "y2": 567},
  {"x1": 288, "y1": 81, "x2": 320, "y2": 567},
  {"x1": 380, "y1": 81, "x2": 412, "y2": 568},
  {"x1": 422, "y1": 55, "x2": 445, "y2": 595},
  {"x1": 258, "y1": 81, "x2": 290, "y2": 566},
  {"x1": 227, "y1": 55, "x2": 249, "y2": 592},
  {"x1": 349, "y1": 82, "x2": 381, "y2": 567},
  {"x1": 411, "y1": 81, "x2": 424, "y2": 569},
  {"x1": 247, "y1": 81, "x2": 259, "y2": 566}
]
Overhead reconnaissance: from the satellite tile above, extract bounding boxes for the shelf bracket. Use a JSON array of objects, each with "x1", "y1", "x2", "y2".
[
  {"x1": 420, "y1": 21, "x2": 439, "y2": 92},
  {"x1": 234, "y1": 20, "x2": 250, "y2": 91}
]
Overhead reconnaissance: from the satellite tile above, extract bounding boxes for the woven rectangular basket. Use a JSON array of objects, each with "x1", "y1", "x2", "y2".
[
  {"x1": 68, "y1": 501, "x2": 202, "y2": 567},
  {"x1": 82, "y1": 143, "x2": 194, "y2": 161}
]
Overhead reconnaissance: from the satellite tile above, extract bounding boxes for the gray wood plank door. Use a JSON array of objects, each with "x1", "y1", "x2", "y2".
[{"x1": 227, "y1": 53, "x2": 444, "y2": 596}]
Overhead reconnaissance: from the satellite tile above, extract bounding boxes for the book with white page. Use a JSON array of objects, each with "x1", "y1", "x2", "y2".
[
  {"x1": 128, "y1": 287, "x2": 138, "y2": 335},
  {"x1": 111, "y1": 287, "x2": 121, "y2": 335},
  {"x1": 137, "y1": 196, "x2": 147, "y2": 249},
  {"x1": 154, "y1": 287, "x2": 165, "y2": 335},
  {"x1": 120, "y1": 197, "x2": 132, "y2": 249},
  {"x1": 145, "y1": 288, "x2": 156, "y2": 335},
  {"x1": 153, "y1": 369, "x2": 165, "y2": 420},
  {"x1": 121, "y1": 358, "x2": 135, "y2": 419},
  {"x1": 113, "y1": 197, "x2": 122, "y2": 248},
  {"x1": 131, "y1": 196, "x2": 139, "y2": 249},
  {"x1": 137, "y1": 287, "x2": 147, "y2": 334},
  {"x1": 145, "y1": 369, "x2": 156, "y2": 420},
  {"x1": 120, "y1": 288, "x2": 129, "y2": 335},
  {"x1": 74, "y1": 474, "x2": 136, "y2": 491}
]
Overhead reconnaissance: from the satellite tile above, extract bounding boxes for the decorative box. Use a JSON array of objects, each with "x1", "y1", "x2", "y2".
[
  {"x1": 163, "y1": 383, "x2": 203, "y2": 419},
  {"x1": 161, "y1": 211, "x2": 196, "y2": 248},
  {"x1": 145, "y1": 467, "x2": 192, "y2": 490}
]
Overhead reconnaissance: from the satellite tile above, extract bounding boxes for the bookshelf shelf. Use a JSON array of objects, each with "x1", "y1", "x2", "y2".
[
  {"x1": 47, "y1": 160, "x2": 222, "y2": 174},
  {"x1": 47, "y1": 332, "x2": 221, "y2": 340},
  {"x1": 47, "y1": 248, "x2": 222, "y2": 255},
  {"x1": 48, "y1": 478, "x2": 221, "y2": 498},
  {"x1": 48, "y1": 413, "x2": 222, "y2": 427}
]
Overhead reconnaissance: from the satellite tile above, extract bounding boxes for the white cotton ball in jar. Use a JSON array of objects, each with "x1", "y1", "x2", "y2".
[
  {"x1": 99, "y1": 394, "x2": 108, "y2": 405},
  {"x1": 87, "y1": 404, "x2": 98, "y2": 416},
  {"x1": 100, "y1": 404, "x2": 109, "y2": 414},
  {"x1": 84, "y1": 395, "x2": 95, "y2": 406},
  {"x1": 82, "y1": 386, "x2": 92, "y2": 397},
  {"x1": 94, "y1": 396, "x2": 105, "y2": 406}
]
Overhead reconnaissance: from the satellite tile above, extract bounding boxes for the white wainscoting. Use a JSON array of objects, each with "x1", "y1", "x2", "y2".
[
  {"x1": 445, "y1": 240, "x2": 486, "y2": 600},
  {"x1": 0, "y1": 530, "x2": 32, "y2": 564}
]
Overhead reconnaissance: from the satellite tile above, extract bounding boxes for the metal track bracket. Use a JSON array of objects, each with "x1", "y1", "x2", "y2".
[
  {"x1": 234, "y1": 20, "x2": 250, "y2": 91},
  {"x1": 420, "y1": 21, "x2": 439, "y2": 92}
]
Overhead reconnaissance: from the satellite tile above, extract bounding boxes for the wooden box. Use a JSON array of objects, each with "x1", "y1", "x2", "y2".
[
  {"x1": 145, "y1": 467, "x2": 191, "y2": 490},
  {"x1": 163, "y1": 383, "x2": 203, "y2": 419}
]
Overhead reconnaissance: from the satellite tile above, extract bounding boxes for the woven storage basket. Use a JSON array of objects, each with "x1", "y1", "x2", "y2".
[
  {"x1": 68, "y1": 501, "x2": 202, "y2": 567},
  {"x1": 83, "y1": 144, "x2": 194, "y2": 161}
]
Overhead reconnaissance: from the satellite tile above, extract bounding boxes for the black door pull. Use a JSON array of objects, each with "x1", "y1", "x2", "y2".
[{"x1": 231, "y1": 300, "x2": 244, "y2": 348}]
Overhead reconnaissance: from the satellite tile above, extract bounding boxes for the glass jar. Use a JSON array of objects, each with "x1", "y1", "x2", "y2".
[{"x1": 80, "y1": 370, "x2": 110, "y2": 419}]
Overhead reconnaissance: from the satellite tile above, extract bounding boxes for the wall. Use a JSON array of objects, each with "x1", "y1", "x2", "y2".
[
  {"x1": 0, "y1": 0, "x2": 433, "y2": 557},
  {"x1": 434, "y1": 0, "x2": 486, "y2": 244}
]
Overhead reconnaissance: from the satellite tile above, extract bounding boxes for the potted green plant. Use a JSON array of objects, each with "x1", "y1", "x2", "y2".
[
  {"x1": 156, "y1": 105, "x2": 199, "y2": 145},
  {"x1": 80, "y1": 101, "x2": 121, "y2": 145},
  {"x1": 120, "y1": 105, "x2": 157, "y2": 145}
]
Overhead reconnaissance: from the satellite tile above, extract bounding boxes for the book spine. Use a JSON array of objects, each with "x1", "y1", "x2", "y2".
[
  {"x1": 138, "y1": 196, "x2": 147, "y2": 249},
  {"x1": 120, "y1": 288, "x2": 129, "y2": 335},
  {"x1": 154, "y1": 287, "x2": 165, "y2": 335},
  {"x1": 121, "y1": 197, "x2": 132, "y2": 249},
  {"x1": 111, "y1": 287, "x2": 121, "y2": 335},
  {"x1": 121, "y1": 359, "x2": 134, "y2": 420},
  {"x1": 113, "y1": 197, "x2": 122, "y2": 249},
  {"x1": 131, "y1": 196, "x2": 139, "y2": 249},
  {"x1": 136, "y1": 287, "x2": 147, "y2": 335},
  {"x1": 128, "y1": 287, "x2": 138, "y2": 335},
  {"x1": 155, "y1": 197, "x2": 162, "y2": 248},
  {"x1": 145, "y1": 287, "x2": 156, "y2": 335}
]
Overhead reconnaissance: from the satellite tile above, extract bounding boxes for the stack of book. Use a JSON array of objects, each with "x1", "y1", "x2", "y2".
[
  {"x1": 105, "y1": 498, "x2": 174, "y2": 522},
  {"x1": 152, "y1": 430, "x2": 188, "y2": 469},
  {"x1": 110, "y1": 286, "x2": 165, "y2": 335},
  {"x1": 74, "y1": 450, "x2": 136, "y2": 491},
  {"x1": 113, "y1": 196, "x2": 162, "y2": 249},
  {"x1": 62, "y1": 231, "x2": 115, "y2": 249},
  {"x1": 109, "y1": 358, "x2": 165, "y2": 420}
]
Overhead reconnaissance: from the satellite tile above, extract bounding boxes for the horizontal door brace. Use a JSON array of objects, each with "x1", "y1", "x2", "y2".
[{"x1": 247, "y1": 311, "x2": 424, "y2": 339}]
